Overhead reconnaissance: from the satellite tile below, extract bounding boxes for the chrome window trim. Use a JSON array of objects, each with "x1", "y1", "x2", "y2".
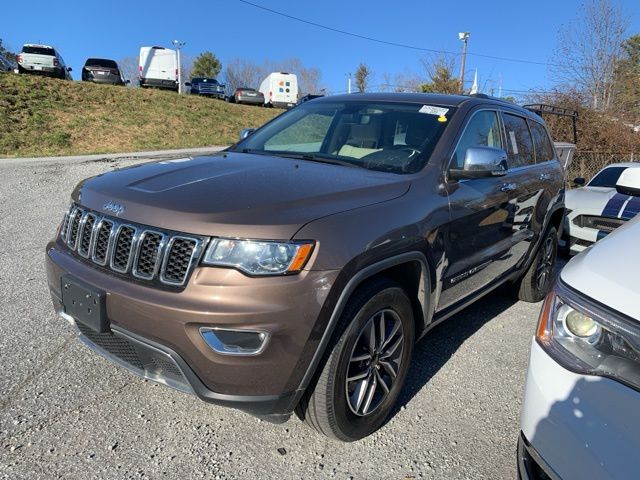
[
  {"x1": 109, "y1": 224, "x2": 140, "y2": 274},
  {"x1": 132, "y1": 231, "x2": 167, "y2": 280},
  {"x1": 159, "y1": 236, "x2": 204, "y2": 287}
]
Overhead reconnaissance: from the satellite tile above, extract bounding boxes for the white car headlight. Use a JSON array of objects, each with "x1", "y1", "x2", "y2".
[
  {"x1": 202, "y1": 238, "x2": 314, "y2": 276},
  {"x1": 537, "y1": 281, "x2": 640, "y2": 391}
]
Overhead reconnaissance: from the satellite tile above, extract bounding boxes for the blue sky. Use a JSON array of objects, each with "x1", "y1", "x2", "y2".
[{"x1": 3, "y1": 0, "x2": 639, "y2": 96}]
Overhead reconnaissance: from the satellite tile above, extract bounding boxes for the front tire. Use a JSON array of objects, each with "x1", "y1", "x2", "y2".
[
  {"x1": 296, "y1": 278, "x2": 414, "y2": 441},
  {"x1": 513, "y1": 227, "x2": 558, "y2": 302}
]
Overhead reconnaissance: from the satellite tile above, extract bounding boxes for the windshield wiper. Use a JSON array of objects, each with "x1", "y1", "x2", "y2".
[
  {"x1": 235, "y1": 148, "x2": 361, "y2": 169},
  {"x1": 275, "y1": 152, "x2": 361, "y2": 169}
]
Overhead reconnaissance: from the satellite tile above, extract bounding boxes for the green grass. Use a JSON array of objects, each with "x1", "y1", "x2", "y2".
[{"x1": 0, "y1": 73, "x2": 281, "y2": 158}]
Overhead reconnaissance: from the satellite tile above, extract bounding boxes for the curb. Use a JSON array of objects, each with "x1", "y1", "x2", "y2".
[{"x1": 0, "y1": 146, "x2": 228, "y2": 167}]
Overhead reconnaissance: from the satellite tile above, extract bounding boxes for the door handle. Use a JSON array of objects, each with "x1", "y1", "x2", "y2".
[
  {"x1": 539, "y1": 173, "x2": 551, "y2": 181},
  {"x1": 500, "y1": 183, "x2": 517, "y2": 192}
]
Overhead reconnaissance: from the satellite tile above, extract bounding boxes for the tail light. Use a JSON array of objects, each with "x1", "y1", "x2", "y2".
[
  {"x1": 175, "y1": 68, "x2": 178, "y2": 79},
  {"x1": 269, "y1": 91, "x2": 273, "y2": 97},
  {"x1": 139, "y1": 65, "x2": 142, "y2": 79},
  {"x1": 53, "y1": 58, "x2": 59, "y2": 67},
  {"x1": 16, "y1": 54, "x2": 22, "y2": 64}
]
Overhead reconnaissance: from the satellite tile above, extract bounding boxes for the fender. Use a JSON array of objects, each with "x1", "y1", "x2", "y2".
[{"x1": 293, "y1": 251, "x2": 433, "y2": 400}]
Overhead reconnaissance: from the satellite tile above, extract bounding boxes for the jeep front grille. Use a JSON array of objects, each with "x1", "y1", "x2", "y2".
[{"x1": 61, "y1": 205, "x2": 205, "y2": 287}]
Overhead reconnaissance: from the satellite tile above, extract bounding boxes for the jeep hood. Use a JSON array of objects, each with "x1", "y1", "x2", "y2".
[{"x1": 73, "y1": 152, "x2": 411, "y2": 239}]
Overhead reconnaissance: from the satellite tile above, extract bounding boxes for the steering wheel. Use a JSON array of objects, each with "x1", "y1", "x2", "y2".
[{"x1": 361, "y1": 147, "x2": 421, "y2": 171}]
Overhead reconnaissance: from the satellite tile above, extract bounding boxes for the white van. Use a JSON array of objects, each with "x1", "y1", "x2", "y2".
[
  {"x1": 139, "y1": 46, "x2": 178, "y2": 91},
  {"x1": 259, "y1": 72, "x2": 298, "y2": 108}
]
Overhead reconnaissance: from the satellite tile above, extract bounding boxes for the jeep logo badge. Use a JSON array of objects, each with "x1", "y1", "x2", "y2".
[{"x1": 103, "y1": 201, "x2": 125, "y2": 216}]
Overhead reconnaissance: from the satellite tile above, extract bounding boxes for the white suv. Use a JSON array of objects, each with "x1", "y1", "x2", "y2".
[
  {"x1": 518, "y1": 216, "x2": 640, "y2": 479},
  {"x1": 17, "y1": 44, "x2": 72, "y2": 80}
]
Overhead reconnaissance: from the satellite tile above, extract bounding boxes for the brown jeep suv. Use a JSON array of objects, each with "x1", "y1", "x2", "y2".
[{"x1": 46, "y1": 93, "x2": 564, "y2": 441}]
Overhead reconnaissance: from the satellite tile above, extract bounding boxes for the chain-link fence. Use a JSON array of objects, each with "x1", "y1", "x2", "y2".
[{"x1": 567, "y1": 152, "x2": 639, "y2": 182}]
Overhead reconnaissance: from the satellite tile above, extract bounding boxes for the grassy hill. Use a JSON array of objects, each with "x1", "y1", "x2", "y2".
[{"x1": 0, "y1": 74, "x2": 281, "y2": 158}]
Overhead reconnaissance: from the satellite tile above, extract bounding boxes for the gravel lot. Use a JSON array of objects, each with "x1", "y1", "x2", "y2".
[{"x1": 0, "y1": 156, "x2": 551, "y2": 479}]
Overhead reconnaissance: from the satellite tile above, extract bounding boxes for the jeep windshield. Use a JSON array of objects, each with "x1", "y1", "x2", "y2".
[{"x1": 231, "y1": 101, "x2": 455, "y2": 174}]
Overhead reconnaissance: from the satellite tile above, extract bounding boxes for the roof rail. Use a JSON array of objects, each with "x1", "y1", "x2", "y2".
[{"x1": 523, "y1": 103, "x2": 579, "y2": 144}]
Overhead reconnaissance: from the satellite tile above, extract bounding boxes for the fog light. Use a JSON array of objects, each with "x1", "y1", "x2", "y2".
[
  {"x1": 200, "y1": 328, "x2": 269, "y2": 356},
  {"x1": 565, "y1": 310, "x2": 599, "y2": 338}
]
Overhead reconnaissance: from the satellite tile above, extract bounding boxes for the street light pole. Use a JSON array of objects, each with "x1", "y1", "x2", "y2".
[
  {"x1": 347, "y1": 73, "x2": 352, "y2": 94},
  {"x1": 172, "y1": 39, "x2": 186, "y2": 94},
  {"x1": 458, "y1": 32, "x2": 470, "y2": 94}
]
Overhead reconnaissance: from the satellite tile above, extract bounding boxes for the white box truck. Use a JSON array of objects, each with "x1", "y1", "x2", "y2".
[
  {"x1": 259, "y1": 72, "x2": 298, "y2": 108},
  {"x1": 139, "y1": 46, "x2": 178, "y2": 91}
]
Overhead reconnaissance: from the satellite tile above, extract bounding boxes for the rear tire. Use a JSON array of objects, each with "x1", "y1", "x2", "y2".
[
  {"x1": 296, "y1": 278, "x2": 415, "y2": 441},
  {"x1": 513, "y1": 227, "x2": 558, "y2": 303}
]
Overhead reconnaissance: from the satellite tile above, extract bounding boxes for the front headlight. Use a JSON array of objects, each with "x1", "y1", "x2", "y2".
[
  {"x1": 201, "y1": 238, "x2": 314, "y2": 276},
  {"x1": 537, "y1": 281, "x2": 640, "y2": 391}
]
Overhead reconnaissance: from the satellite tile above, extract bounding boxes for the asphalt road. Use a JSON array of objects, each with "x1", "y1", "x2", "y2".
[{"x1": 0, "y1": 156, "x2": 553, "y2": 479}]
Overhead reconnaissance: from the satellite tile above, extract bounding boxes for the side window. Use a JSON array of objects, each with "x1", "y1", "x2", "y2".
[
  {"x1": 502, "y1": 113, "x2": 535, "y2": 168},
  {"x1": 528, "y1": 121, "x2": 556, "y2": 163},
  {"x1": 451, "y1": 110, "x2": 502, "y2": 169}
]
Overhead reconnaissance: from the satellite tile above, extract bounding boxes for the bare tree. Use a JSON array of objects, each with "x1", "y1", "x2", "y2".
[
  {"x1": 118, "y1": 56, "x2": 139, "y2": 87},
  {"x1": 222, "y1": 58, "x2": 264, "y2": 95},
  {"x1": 392, "y1": 72, "x2": 422, "y2": 92},
  {"x1": 262, "y1": 57, "x2": 323, "y2": 95},
  {"x1": 552, "y1": 0, "x2": 629, "y2": 111}
]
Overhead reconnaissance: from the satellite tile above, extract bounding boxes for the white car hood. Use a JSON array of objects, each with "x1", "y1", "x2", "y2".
[
  {"x1": 566, "y1": 186, "x2": 640, "y2": 219},
  {"x1": 561, "y1": 216, "x2": 640, "y2": 319}
]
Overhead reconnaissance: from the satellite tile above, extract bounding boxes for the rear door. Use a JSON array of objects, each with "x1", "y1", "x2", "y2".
[
  {"x1": 439, "y1": 109, "x2": 521, "y2": 309},
  {"x1": 496, "y1": 112, "x2": 540, "y2": 267},
  {"x1": 146, "y1": 48, "x2": 175, "y2": 81}
]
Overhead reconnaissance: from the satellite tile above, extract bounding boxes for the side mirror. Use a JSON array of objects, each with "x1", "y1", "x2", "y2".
[
  {"x1": 125, "y1": 79, "x2": 131, "y2": 84},
  {"x1": 185, "y1": 82, "x2": 191, "y2": 86},
  {"x1": 239, "y1": 128, "x2": 256, "y2": 140},
  {"x1": 67, "y1": 67, "x2": 73, "y2": 72},
  {"x1": 449, "y1": 146, "x2": 509, "y2": 180},
  {"x1": 573, "y1": 177, "x2": 586, "y2": 186}
]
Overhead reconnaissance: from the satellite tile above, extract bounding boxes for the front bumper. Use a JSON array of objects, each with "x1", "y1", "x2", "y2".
[
  {"x1": 520, "y1": 339, "x2": 640, "y2": 479},
  {"x1": 564, "y1": 210, "x2": 628, "y2": 255},
  {"x1": 517, "y1": 432, "x2": 560, "y2": 480},
  {"x1": 46, "y1": 241, "x2": 339, "y2": 417}
]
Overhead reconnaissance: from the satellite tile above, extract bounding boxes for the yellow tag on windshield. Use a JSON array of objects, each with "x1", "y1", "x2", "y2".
[{"x1": 437, "y1": 115, "x2": 447, "y2": 123}]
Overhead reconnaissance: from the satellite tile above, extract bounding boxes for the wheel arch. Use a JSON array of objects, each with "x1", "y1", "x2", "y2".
[{"x1": 295, "y1": 251, "x2": 433, "y2": 397}]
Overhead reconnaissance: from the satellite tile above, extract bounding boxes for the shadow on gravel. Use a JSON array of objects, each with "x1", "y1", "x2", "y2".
[
  {"x1": 391, "y1": 288, "x2": 518, "y2": 418},
  {"x1": 389, "y1": 257, "x2": 568, "y2": 422}
]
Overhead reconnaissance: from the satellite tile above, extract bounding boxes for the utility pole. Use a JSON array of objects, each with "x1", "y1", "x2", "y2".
[
  {"x1": 458, "y1": 32, "x2": 470, "y2": 94},
  {"x1": 172, "y1": 39, "x2": 186, "y2": 94},
  {"x1": 347, "y1": 73, "x2": 352, "y2": 94}
]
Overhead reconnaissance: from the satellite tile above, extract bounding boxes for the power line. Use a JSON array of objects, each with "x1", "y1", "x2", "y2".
[{"x1": 237, "y1": 0, "x2": 562, "y2": 68}]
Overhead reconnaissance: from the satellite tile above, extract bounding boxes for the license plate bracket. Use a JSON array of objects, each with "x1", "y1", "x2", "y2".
[{"x1": 61, "y1": 275, "x2": 109, "y2": 333}]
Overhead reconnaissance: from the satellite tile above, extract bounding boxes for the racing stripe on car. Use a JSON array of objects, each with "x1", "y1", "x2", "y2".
[
  {"x1": 620, "y1": 196, "x2": 640, "y2": 220},
  {"x1": 601, "y1": 193, "x2": 629, "y2": 218}
]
